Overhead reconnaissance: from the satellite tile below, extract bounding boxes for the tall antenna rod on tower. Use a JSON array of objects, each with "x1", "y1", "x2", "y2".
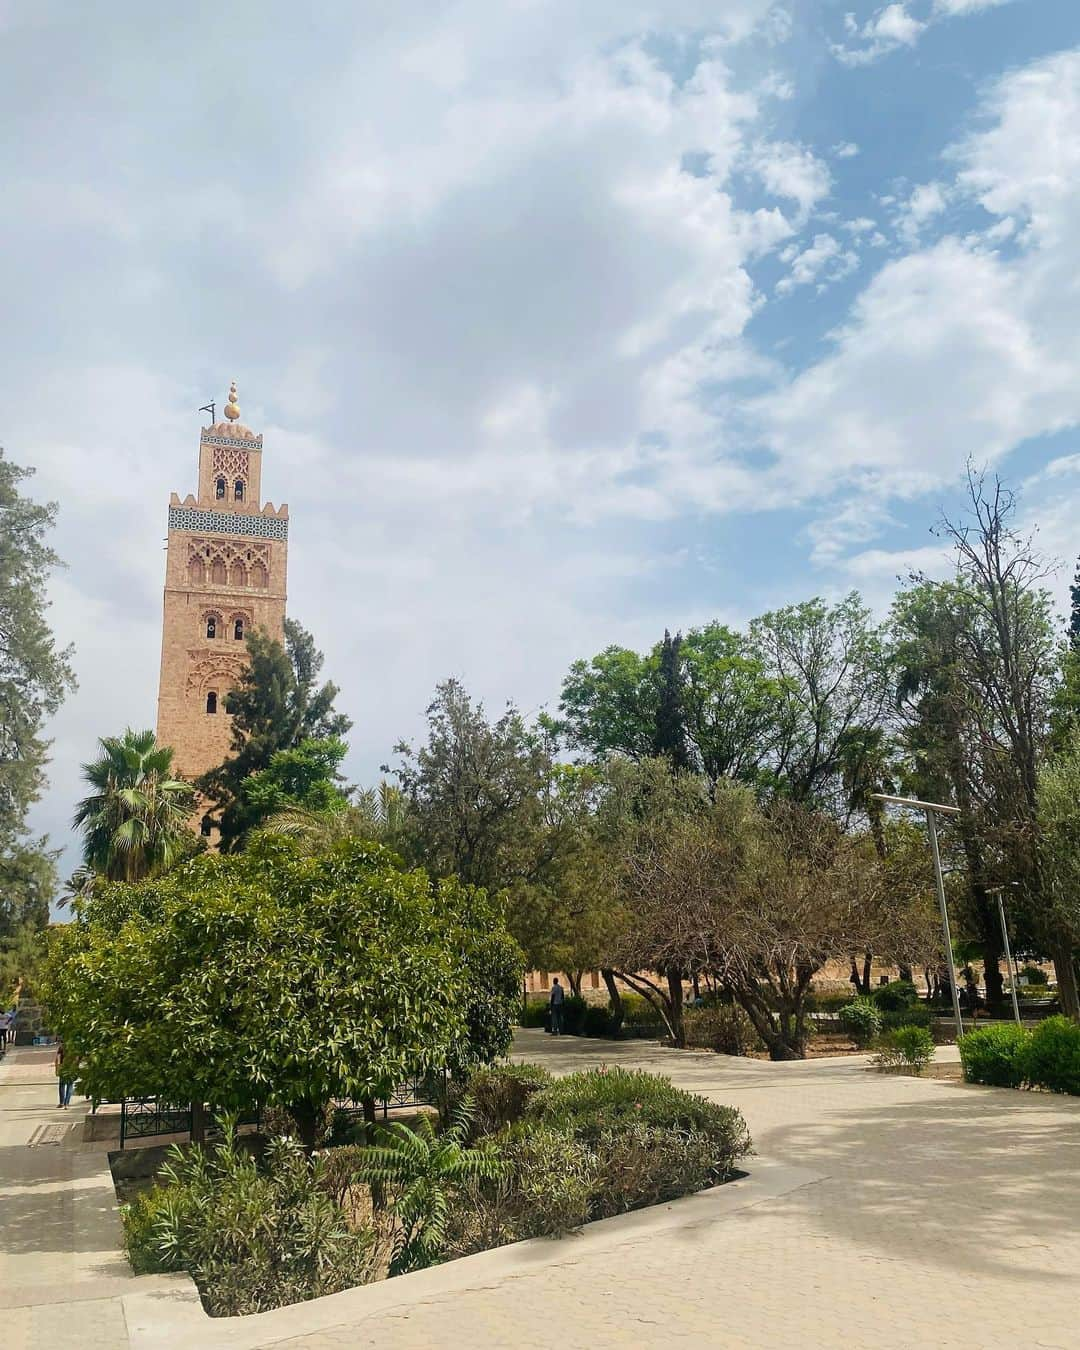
[{"x1": 199, "y1": 400, "x2": 216, "y2": 424}]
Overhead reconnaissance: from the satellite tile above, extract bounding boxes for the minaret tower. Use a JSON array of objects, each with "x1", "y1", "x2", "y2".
[{"x1": 155, "y1": 382, "x2": 289, "y2": 788}]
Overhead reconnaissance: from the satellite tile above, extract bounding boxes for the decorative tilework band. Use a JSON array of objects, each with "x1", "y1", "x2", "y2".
[
  {"x1": 169, "y1": 506, "x2": 288, "y2": 541},
  {"x1": 200, "y1": 433, "x2": 263, "y2": 451}
]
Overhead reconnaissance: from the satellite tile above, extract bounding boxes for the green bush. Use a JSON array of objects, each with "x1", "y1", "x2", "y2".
[
  {"x1": 872, "y1": 981, "x2": 919, "y2": 1013},
  {"x1": 447, "y1": 1063, "x2": 553, "y2": 1137},
  {"x1": 121, "y1": 1122, "x2": 381, "y2": 1315},
  {"x1": 959, "y1": 1023, "x2": 1031, "y2": 1088},
  {"x1": 881, "y1": 1004, "x2": 932, "y2": 1032},
  {"x1": 683, "y1": 1004, "x2": 763, "y2": 1056},
  {"x1": 806, "y1": 989, "x2": 855, "y2": 1013},
  {"x1": 588, "y1": 1124, "x2": 723, "y2": 1219},
  {"x1": 582, "y1": 1004, "x2": 613, "y2": 1038},
  {"x1": 518, "y1": 999, "x2": 548, "y2": 1028},
  {"x1": 500, "y1": 1124, "x2": 597, "y2": 1236},
  {"x1": 838, "y1": 998, "x2": 883, "y2": 1048},
  {"x1": 873, "y1": 1026, "x2": 935, "y2": 1075},
  {"x1": 1021, "y1": 1016, "x2": 1080, "y2": 1095},
  {"x1": 619, "y1": 994, "x2": 665, "y2": 1028},
  {"x1": 560, "y1": 995, "x2": 588, "y2": 1036},
  {"x1": 1020, "y1": 965, "x2": 1049, "y2": 986},
  {"x1": 526, "y1": 1068, "x2": 751, "y2": 1168}
]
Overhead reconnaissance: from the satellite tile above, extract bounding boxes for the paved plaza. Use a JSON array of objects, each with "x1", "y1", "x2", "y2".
[{"x1": 3, "y1": 1031, "x2": 1080, "y2": 1349}]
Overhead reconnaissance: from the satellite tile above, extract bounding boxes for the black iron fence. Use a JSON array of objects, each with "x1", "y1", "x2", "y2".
[{"x1": 113, "y1": 1072, "x2": 445, "y2": 1147}]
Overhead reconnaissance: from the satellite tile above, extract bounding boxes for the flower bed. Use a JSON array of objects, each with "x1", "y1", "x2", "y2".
[{"x1": 121, "y1": 1065, "x2": 751, "y2": 1315}]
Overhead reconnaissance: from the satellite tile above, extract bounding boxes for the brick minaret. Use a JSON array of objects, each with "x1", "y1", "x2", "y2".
[{"x1": 155, "y1": 382, "x2": 288, "y2": 789}]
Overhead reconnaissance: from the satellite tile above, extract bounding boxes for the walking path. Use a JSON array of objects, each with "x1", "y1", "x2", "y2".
[{"x1": 4, "y1": 1033, "x2": 1080, "y2": 1348}]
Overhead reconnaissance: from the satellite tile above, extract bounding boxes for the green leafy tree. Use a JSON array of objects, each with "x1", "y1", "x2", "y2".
[
  {"x1": 261, "y1": 782, "x2": 409, "y2": 856},
  {"x1": 72, "y1": 729, "x2": 194, "y2": 883},
  {"x1": 0, "y1": 837, "x2": 58, "y2": 937},
  {"x1": 747, "y1": 592, "x2": 894, "y2": 805},
  {"x1": 556, "y1": 646, "x2": 659, "y2": 763},
  {"x1": 42, "y1": 838, "x2": 522, "y2": 1149},
  {"x1": 199, "y1": 619, "x2": 351, "y2": 848},
  {"x1": 0, "y1": 449, "x2": 75, "y2": 936},
  {"x1": 389, "y1": 678, "x2": 551, "y2": 892},
  {"x1": 651, "y1": 630, "x2": 692, "y2": 771},
  {"x1": 224, "y1": 738, "x2": 349, "y2": 843}
]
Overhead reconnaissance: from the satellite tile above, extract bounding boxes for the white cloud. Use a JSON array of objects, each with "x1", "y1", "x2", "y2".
[
  {"x1": 755, "y1": 47, "x2": 1080, "y2": 538},
  {"x1": 895, "y1": 180, "x2": 949, "y2": 241},
  {"x1": 744, "y1": 140, "x2": 833, "y2": 220},
  {"x1": 834, "y1": 0, "x2": 1016, "y2": 65},
  {"x1": 776, "y1": 233, "x2": 859, "y2": 294},
  {"x1": 832, "y1": 142, "x2": 861, "y2": 159},
  {"x1": 933, "y1": 0, "x2": 1014, "y2": 14}
]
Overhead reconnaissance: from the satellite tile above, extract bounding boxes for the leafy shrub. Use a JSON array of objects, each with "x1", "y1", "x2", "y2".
[
  {"x1": 527, "y1": 1067, "x2": 751, "y2": 1170},
  {"x1": 500, "y1": 1124, "x2": 596, "y2": 1237},
  {"x1": 881, "y1": 1004, "x2": 932, "y2": 1032},
  {"x1": 619, "y1": 994, "x2": 665, "y2": 1028},
  {"x1": 838, "y1": 998, "x2": 883, "y2": 1048},
  {"x1": 518, "y1": 999, "x2": 548, "y2": 1029},
  {"x1": 560, "y1": 995, "x2": 588, "y2": 1036},
  {"x1": 806, "y1": 990, "x2": 855, "y2": 1013},
  {"x1": 1021, "y1": 1016, "x2": 1080, "y2": 1095},
  {"x1": 582, "y1": 1004, "x2": 613, "y2": 1038},
  {"x1": 872, "y1": 1026, "x2": 935, "y2": 1075},
  {"x1": 121, "y1": 1122, "x2": 381, "y2": 1315},
  {"x1": 443, "y1": 1123, "x2": 596, "y2": 1256},
  {"x1": 683, "y1": 1004, "x2": 763, "y2": 1056},
  {"x1": 872, "y1": 981, "x2": 919, "y2": 1013},
  {"x1": 446, "y1": 1063, "x2": 553, "y2": 1137},
  {"x1": 357, "y1": 1107, "x2": 505, "y2": 1274},
  {"x1": 1020, "y1": 964, "x2": 1049, "y2": 986},
  {"x1": 959, "y1": 1023, "x2": 1030, "y2": 1088},
  {"x1": 588, "y1": 1124, "x2": 723, "y2": 1219}
]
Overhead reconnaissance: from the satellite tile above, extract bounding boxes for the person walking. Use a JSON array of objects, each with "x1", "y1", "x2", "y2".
[
  {"x1": 55, "y1": 1039, "x2": 76, "y2": 1108},
  {"x1": 549, "y1": 977, "x2": 565, "y2": 1036}
]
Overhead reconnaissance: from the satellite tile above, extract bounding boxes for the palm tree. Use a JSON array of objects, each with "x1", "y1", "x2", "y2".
[
  {"x1": 262, "y1": 781, "x2": 409, "y2": 856},
  {"x1": 73, "y1": 729, "x2": 194, "y2": 882}
]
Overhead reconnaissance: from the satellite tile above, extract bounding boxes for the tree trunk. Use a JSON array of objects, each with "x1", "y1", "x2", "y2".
[
  {"x1": 691, "y1": 971, "x2": 701, "y2": 1001},
  {"x1": 899, "y1": 964, "x2": 914, "y2": 984},
  {"x1": 732, "y1": 988, "x2": 803, "y2": 1060},
  {"x1": 1052, "y1": 939, "x2": 1080, "y2": 1020},
  {"x1": 981, "y1": 937, "x2": 1004, "y2": 1012},
  {"x1": 288, "y1": 1099, "x2": 321, "y2": 1154},
  {"x1": 190, "y1": 1101, "x2": 207, "y2": 1146},
  {"x1": 601, "y1": 969, "x2": 624, "y2": 1037},
  {"x1": 666, "y1": 969, "x2": 686, "y2": 1048},
  {"x1": 567, "y1": 970, "x2": 583, "y2": 997}
]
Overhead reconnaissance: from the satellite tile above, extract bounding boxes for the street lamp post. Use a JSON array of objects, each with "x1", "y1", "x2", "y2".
[
  {"x1": 872, "y1": 793, "x2": 965, "y2": 1043},
  {"x1": 987, "y1": 883, "x2": 1022, "y2": 1027}
]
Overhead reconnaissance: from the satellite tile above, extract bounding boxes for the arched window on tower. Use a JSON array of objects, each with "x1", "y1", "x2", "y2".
[
  {"x1": 251, "y1": 560, "x2": 268, "y2": 589},
  {"x1": 188, "y1": 558, "x2": 205, "y2": 586},
  {"x1": 234, "y1": 479, "x2": 244, "y2": 501},
  {"x1": 210, "y1": 558, "x2": 226, "y2": 585},
  {"x1": 206, "y1": 616, "x2": 217, "y2": 639},
  {"x1": 200, "y1": 815, "x2": 213, "y2": 837},
  {"x1": 234, "y1": 617, "x2": 244, "y2": 641},
  {"x1": 216, "y1": 477, "x2": 226, "y2": 500},
  {"x1": 206, "y1": 691, "x2": 218, "y2": 715},
  {"x1": 229, "y1": 560, "x2": 247, "y2": 588}
]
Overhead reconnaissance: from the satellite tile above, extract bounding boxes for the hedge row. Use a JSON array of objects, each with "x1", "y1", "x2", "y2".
[{"x1": 959, "y1": 1016, "x2": 1080, "y2": 1095}]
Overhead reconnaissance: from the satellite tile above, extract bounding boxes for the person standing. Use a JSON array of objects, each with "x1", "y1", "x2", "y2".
[
  {"x1": 55, "y1": 1039, "x2": 76, "y2": 1108},
  {"x1": 549, "y1": 977, "x2": 565, "y2": 1036}
]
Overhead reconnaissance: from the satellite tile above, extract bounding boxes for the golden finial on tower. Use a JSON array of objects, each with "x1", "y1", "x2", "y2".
[{"x1": 224, "y1": 380, "x2": 240, "y2": 421}]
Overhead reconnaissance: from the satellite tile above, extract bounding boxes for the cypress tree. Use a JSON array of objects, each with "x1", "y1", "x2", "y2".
[{"x1": 652, "y1": 630, "x2": 692, "y2": 772}]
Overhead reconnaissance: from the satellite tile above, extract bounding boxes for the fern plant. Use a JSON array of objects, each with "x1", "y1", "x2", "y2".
[{"x1": 358, "y1": 1104, "x2": 506, "y2": 1274}]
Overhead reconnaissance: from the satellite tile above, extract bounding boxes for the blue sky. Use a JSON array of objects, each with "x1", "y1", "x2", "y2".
[{"x1": 3, "y1": 1, "x2": 1080, "y2": 872}]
